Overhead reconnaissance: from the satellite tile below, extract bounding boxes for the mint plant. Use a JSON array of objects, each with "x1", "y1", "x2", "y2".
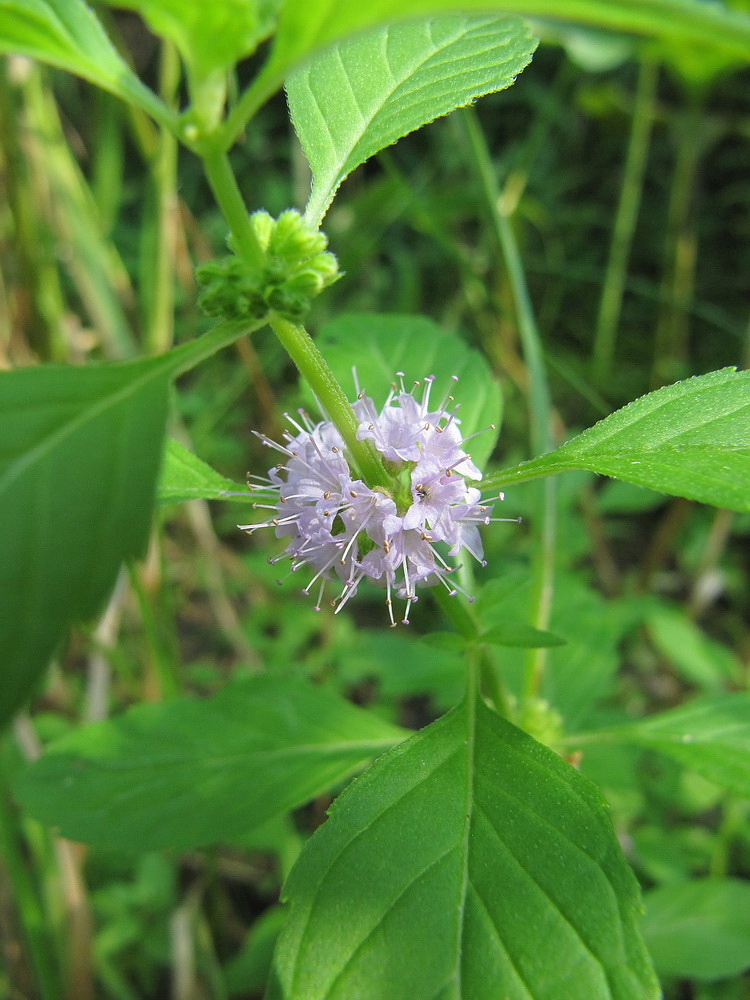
[{"x1": 2, "y1": 2, "x2": 750, "y2": 999}]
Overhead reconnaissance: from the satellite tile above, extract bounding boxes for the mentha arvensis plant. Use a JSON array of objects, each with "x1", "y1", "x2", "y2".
[{"x1": 241, "y1": 375, "x2": 505, "y2": 625}]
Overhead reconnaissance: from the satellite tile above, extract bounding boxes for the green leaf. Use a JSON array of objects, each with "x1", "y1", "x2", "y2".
[
  {"x1": 287, "y1": 14, "x2": 536, "y2": 227},
  {"x1": 0, "y1": 356, "x2": 173, "y2": 725},
  {"x1": 242, "y1": 0, "x2": 750, "y2": 123},
  {"x1": 646, "y1": 606, "x2": 741, "y2": 693},
  {"x1": 476, "y1": 572, "x2": 643, "y2": 732},
  {"x1": 571, "y1": 694, "x2": 750, "y2": 797},
  {"x1": 0, "y1": 0, "x2": 171, "y2": 124},
  {"x1": 481, "y1": 622, "x2": 566, "y2": 648},
  {"x1": 157, "y1": 438, "x2": 247, "y2": 504},
  {"x1": 485, "y1": 369, "x2": 750, "y2": 512},
  {"x1": 642, "y1": 878, "x2": 750, "y2": 980},
  {"x1": 270, "y1": 694, "x2": 659, "y2": 1000},
  {"x1": 13, "y1": 675, "x2": 407, "y2": 852},
  {"x1": 313, "y1": 313, "x2": 501, "y2": 469},
  {"x1": 104, "y1": 0, "x2": 280, "y2": 125}
]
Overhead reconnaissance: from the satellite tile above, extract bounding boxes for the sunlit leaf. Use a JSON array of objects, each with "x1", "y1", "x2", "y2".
[
  {"x1": 287, "y1": 14, "x2": 536, "y2": 226},
  {"x1": 270, "y1": 694, "x2": 659, "y2": 1000},
  {"x1": 0, "y1": 357, "x2": 173, "y2": 725},
  {"x1": 485, "y1": 369, "x2": 750, "y2": 512},
  {"x1": 246, "y1": 0, "x2": 750, "y2": 121},
  {"x1": 0, "y1": 0, "x2": 170, "y2": 122},
  {"x1": 13, "y1": 675, "x2": 407, "y2": 851}
]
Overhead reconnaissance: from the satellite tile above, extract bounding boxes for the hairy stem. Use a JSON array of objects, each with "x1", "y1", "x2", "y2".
[
  {"x1": 461, "y1": 108, "x2": 556, "y2": 700},
  {"x1": 269, "y1": 316, "x2": 390, "y2": 487}
]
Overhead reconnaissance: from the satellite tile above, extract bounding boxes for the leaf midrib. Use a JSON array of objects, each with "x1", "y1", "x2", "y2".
[
  {"x1": 0, "y1": 356, "x2": 174, "y2": 502},
  {"x1": 307, "y1": 16, "x2": 513, "y2": 223}
]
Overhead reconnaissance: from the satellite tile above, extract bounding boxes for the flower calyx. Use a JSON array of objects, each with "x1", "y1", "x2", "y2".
[{"x1": 196, "y1": 209, "x2": 339, "y2": 322}]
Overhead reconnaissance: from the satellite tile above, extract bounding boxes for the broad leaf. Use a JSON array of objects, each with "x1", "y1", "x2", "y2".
[
  {"x1": 287, "y1": 14, "x2": 536, "y2": 227},
  {"x1": 642, "y1": 878, "x2": 750, "y2": 980},
  {"x1": 242, "y1": 0, "x2": 750, "y2": 127},
  {"x1": 13, "y1": 675, "x2": 407, "y2": 851},
  {"x1": 0, "y1": 356, "x2": 173, "y2": 725},
  {"x1": 270, "y1": 694, "x2": 659, "y2": 1000},
  {"x1": 485, "y1": 369, "x2": 750, "y2": 512},
  {"x1": 313, "y1": 313, "x2": 502, "y2": 469},
  {"x1": 0, "y1": 0, "x2": 170, "y2": 123},
  {"x1": 157, "y1": 438, "x2": 247, "y2": 504},
  {"x1": 570, "y1": 693, "x2": 750, "y2": 797}
]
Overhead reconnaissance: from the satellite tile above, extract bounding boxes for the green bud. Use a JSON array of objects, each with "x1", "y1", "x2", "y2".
[
  {"x1": 196, "y1": 209, "x2": 340, "y2": 322},
  {"x1": 249, "y1": 210, "x2": 275, "y2": 252}
]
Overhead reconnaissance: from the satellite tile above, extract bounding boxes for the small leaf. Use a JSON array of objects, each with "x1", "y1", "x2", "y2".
[
  {"x1": 270, "y1": 695, "x2": 659, "y2": 1000},
  {"x1": 157, "y1": 438, "x2": 247, "y2": 504},
  {"x1": 0, "y1": 0, "x2": 170, "y2": 121},
  {"x1": 571, "y1": 694, "x2": 750, "y2": 797},
  {"x1": 287, "y1": 14, "x2": 536, "y2": 226},
  {"x1": 642, "y1": 878, "x2": 750, "y2": 980},
  {"x1": 486, "y1": 369, "x2": 750, "y2": 512},
  {"x1": 13, "y1": 675, "x2": 407, "y2": 851},
  {"x1": 0, "y1": 356, "x2": 173, "y2": 725},
  {"x1": 313, "y1": 313, "x2": 501, "y2": 469},
  {"x1": 481, "y1": 622, "x2": 566, "y2": 648}
]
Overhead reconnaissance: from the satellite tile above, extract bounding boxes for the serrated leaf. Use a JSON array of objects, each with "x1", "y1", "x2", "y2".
[
  {"x1": 270, "y1": 694, "x2": 659, "y2": 1000},
  {"x1": 485, "y1": 369, "x2": 750, "y2": 512},
  {"x1": 0, "y1": 357, "x2": 173, "y2": 725},
  {"x1": 571, "y1": 694, "x2": 750, "y2": 797},
  {"x1": 247, "y1": 0, "x2": 750, "y2": 121},
  {"x1": 313, "y1": 313, "x2": 501, "y2": 469},
  {"x1": 13, "y1": 675, "x2": 407, "y2": 851},
  {"x1": 157, "y1": 438, "x2": 247, "y2": 504},
  {"x1": 642, "y1": 878, "x2": 750, "y2": 980},
  {"x1": 0, "y1": 0, "x2": 169, "y2": 121},
  {"x1": 287, "y1": 14, "x2": 536, "y2": 227}
]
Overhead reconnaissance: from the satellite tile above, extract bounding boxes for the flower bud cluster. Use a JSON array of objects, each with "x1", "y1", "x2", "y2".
[
  {"x1": 197, "y1": 210, "x2": 339, "y2": 322},
  {"x1": 240, "y1": 375, "x2": 501, "y2": 625}
]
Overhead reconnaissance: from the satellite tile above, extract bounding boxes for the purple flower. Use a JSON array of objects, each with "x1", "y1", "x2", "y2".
[{"x1": 240, "y1": 375, "x2": 503, "y2": 625}]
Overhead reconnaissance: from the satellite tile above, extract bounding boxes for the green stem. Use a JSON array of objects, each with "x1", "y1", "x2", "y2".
[
  {"x1": 270, "y1": 316, "x2": 390, "y2": 486},
  {"x1": 144, "y1": 41, "x2": 181, "y2": 356},
  {"x1": 433, "y1": 588, "x2": 513, "y2": 719},
  {"x1": 0, "y1": 749, "x2": 61, "y2": 1000},
  {"x1": 593, "y1": 57, "x2": 659, "y2": 380},
  {"x1": 221, "y1": 64, "x2": 283, "y2": 153},
  {"x1": 200, "y1": 145, "x2": 265, "y2": 267},
  {"x1": 461, "y1": 107, "x2": 556, "y2": 700}
]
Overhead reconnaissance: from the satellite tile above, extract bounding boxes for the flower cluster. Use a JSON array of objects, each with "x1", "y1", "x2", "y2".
[
  {"x1": 196, "y1": 210, "x2": 339, "y2": 322},
  {"x1": 240, "y1": 376, "x2": 503, "y2": 625}
]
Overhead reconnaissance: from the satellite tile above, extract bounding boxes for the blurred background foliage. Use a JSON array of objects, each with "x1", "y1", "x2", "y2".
[{"x1": 1, "y1": 9, "x2": 749, "y2": 999}]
